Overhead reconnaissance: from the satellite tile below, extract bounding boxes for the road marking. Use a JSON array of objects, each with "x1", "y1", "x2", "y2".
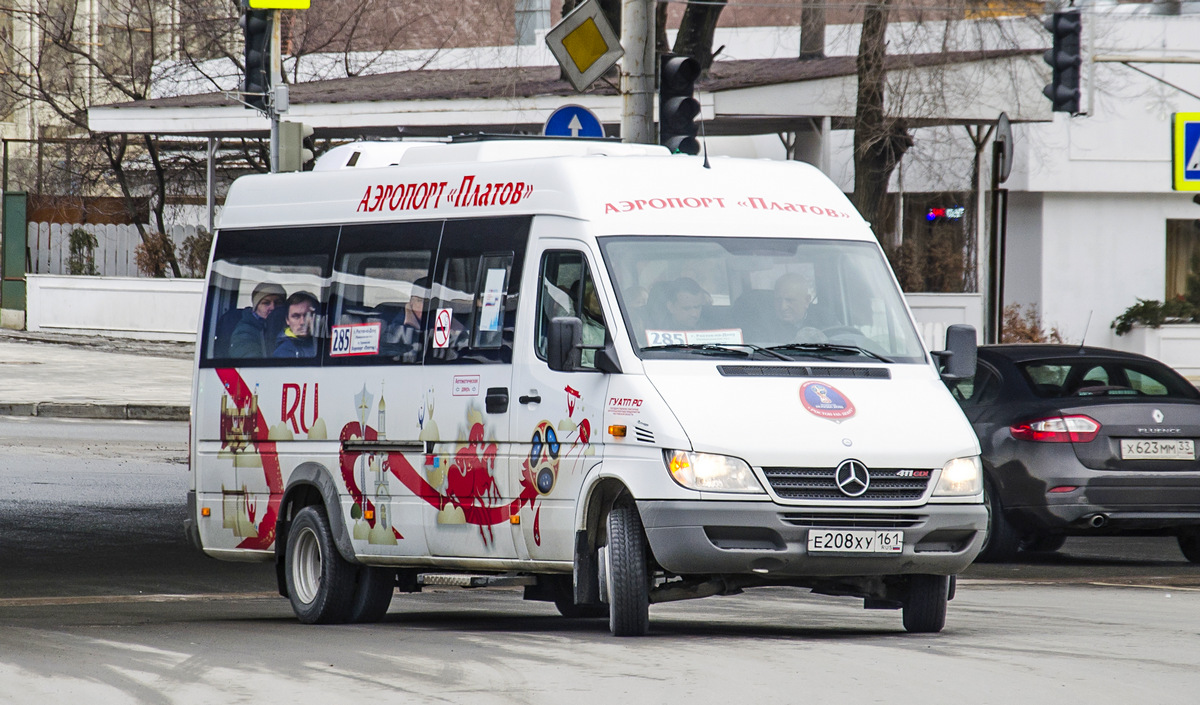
[
  {"x1": 0, "y1": 592, "x2": 280, "y2": 608},
  {"x1": 959, "y1": 578, "x2": 1200, "y2": 591}
]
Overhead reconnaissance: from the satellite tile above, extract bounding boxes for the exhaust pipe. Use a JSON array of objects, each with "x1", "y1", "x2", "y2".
[{"x1": 1087, "y1": 513, "x2": 1108, "y2": 528}]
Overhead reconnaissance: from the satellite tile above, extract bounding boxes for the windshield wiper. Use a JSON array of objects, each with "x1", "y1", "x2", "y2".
[
  {"x1": 765, "y1": 342, "x2": 894, "y2": 363},
  {"x1": 641, "y1": 343, "x2": 789, "y2": 360}
]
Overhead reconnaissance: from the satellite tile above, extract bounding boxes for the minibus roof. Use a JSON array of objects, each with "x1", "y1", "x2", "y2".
[{"x1": 218, "y1": 139, "x2": 871, "y2": 240}]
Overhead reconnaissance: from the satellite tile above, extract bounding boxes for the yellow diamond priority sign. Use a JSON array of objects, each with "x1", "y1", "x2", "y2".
[{"x1": 546, "y1": 0, "x2": 624, "y2": 92}]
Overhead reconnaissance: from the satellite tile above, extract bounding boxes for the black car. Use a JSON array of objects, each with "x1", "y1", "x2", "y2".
[{"x1": 949, "y1": 344, "x2": 1200, "y2": 562}]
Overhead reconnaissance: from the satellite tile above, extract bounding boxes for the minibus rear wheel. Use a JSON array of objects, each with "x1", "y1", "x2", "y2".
[
  {"x1": 604, "y1": 503, "x2": 650, "y2": 636},
  {"x1": 902, "y1": 574, "x2": 949, "y2": 634},
  {"x1": 285, "y1": 505, "x2": 357, "y2": 624}
]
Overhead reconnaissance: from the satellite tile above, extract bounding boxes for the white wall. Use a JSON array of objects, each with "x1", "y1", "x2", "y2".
[{"x1": 26, "y1": 275, "x2": 204, "y2": 342}]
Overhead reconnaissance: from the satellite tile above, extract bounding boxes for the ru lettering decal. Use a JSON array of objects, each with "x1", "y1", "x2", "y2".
[{"x1": 799, "y1": 381, "x2": 856, "y2": 421}]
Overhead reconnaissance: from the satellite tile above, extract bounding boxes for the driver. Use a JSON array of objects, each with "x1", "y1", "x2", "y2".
[{"x1": 773, "y1": 273, "x2": 833, "y2": 342}]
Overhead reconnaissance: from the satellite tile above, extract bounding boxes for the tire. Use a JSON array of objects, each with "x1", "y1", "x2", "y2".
[
  {"x1": 349, "y1": 566, "x2": 396, "y2": 623},
  {"x1": 604, "y1": 503, "x2": 650, "y2": 636},
  {"x1": 1178, "y1": 530, "x2": 1200, "y2": 563},
  {"x1": 285, "y1": 505, "x2": 357, "y2": 624},
  {"x1": 977, "y1": 478, "x2": 1021, "y2": 563},
  {"x1": 1023, "y1": 533, "x2": 1067, "y2": 554},
  {"x1": 902, "y1": 574, "x2": 949, "y2": 634}
]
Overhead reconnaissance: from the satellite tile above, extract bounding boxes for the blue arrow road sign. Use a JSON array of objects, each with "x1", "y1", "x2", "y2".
[
  {"x1": 1173, "y1": 113, "x2": 1200, "y2": 191},
  {"x1": 543, "y1": 105, "x2": 605, "y2": 138}
]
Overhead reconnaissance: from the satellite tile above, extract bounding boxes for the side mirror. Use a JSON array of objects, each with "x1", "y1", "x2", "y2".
[
  {"x1": 934, "y1": 324, "x2": 977, "y2": 381},
  {"x1": 547, "y1": 317, "x2": 583, "y2": 372}
]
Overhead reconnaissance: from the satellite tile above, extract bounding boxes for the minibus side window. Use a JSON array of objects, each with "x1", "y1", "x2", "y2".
[
  {"x1": 200, "y1": 226, "x2": 337, "y2": 367},
  {"x1": 327, "y1": 221, "x2": 441, "y2": 365},
  {"x1": 426, "y1": 217, "x2": 529, "y2": 365},
  {"x1": 536, "y1": 250, "x2": 605, "y2": 370}
]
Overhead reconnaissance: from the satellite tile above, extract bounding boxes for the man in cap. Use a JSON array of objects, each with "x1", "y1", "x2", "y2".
[{"x1": 230, "y1": 282, "x2": 286, "y2": 358}]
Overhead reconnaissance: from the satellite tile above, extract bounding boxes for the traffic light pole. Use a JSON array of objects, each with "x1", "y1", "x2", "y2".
[
  {"x1": 269, "y1": 9, "x2": 283, "y2": 173},
  {"x1": 620, "y1": 0, "x2": 655, "y2": 145}
]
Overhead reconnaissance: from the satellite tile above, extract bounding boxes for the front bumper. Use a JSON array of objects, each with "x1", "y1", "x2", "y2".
[{"x1": 637, "y1": 500, "x2": 986, "y2": 578}]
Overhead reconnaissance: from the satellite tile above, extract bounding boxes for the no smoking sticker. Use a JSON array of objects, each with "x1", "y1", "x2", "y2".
[{"x1": 433, "y1": 308, "x2": 453, "y2": 349}]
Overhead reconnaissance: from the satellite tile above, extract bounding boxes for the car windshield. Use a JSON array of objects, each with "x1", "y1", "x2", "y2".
[
  {"x1": 1019, "y1": 358, "x2": 1200, "y2": 399},
  {"x1": 598, "y1": 236, "x2": 927, "y2": 364}
]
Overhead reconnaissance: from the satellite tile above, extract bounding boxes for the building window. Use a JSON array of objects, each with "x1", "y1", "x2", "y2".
[{"x1": 1165, "y1": 219, "x2": 1199, "y2": 301}]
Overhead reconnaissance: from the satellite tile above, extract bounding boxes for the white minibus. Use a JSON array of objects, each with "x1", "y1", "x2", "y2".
[{"x1": 186, "y1": 138, "x2": 986, "y2": 636}]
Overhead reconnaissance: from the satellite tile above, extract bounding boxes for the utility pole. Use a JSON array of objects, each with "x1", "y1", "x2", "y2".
[
  {"x1": 620, "y1": 0, "x2": 655, "y2": 145},
  {"x1": 269, "y1": 9, "x2": 283, "y2": 173}
]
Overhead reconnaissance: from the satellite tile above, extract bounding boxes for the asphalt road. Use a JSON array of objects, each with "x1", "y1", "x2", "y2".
[{"x1": 2, "y1": 417, "x2": 1199, "y2": 703}]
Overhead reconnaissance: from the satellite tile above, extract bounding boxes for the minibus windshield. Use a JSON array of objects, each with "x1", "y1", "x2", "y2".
[{"x1": 598, "y1": 236, "x2": 927, "y2": 364}]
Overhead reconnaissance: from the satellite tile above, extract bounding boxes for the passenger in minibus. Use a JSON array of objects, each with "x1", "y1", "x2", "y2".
[
  {"x1": 273, "y1": 291, "x2": 320, "y2": 358},
  {"x1": 386, "y1": 276, "x2": 429, "y2": 362},
  {"x1": 650, "y1": 277, "x2": 707, "y2": 330},
  {"x1": 230, "y1": 282, "x2": 286, "y2": 358}
]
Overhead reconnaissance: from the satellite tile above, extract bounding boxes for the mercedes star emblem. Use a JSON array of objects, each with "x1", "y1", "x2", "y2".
[{"x1": 835, "y1": 459, "x2": 870, "y2": 497}]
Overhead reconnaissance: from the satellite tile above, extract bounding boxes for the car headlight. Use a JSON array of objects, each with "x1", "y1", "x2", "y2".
[
  {"x1": 665, "y1": 450, "x2": 765, "y2": 493},
  {"x1": 933, "y1": 456, "x2": 982, "y2": 497}
]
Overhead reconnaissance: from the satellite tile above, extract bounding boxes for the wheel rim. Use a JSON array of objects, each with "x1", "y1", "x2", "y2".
[{"x1": 291, "y1": 526, "x2": 323, "y2": 605}]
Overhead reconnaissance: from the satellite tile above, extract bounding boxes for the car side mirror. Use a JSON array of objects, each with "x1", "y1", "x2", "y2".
[
  {"x1": 934, "y1": 324, "x2": 977, "y2": 381},
  {"x1": 548, "y1": 317, "x2": 583, "y2": 372},
  {"x1": 547, "y1": 316, "x2": 621, "y2": 373}
]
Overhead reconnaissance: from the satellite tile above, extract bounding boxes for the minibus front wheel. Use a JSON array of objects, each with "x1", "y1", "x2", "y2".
[
  {"x1": 902, "y1": 574, "x2": 949, "y2": 633},
  {"x1": 285, "y1": 505, "x2": 358, "y2": 624},
  {"x1": 601, "y1": 503, "x2": 651, "y2": 636}
]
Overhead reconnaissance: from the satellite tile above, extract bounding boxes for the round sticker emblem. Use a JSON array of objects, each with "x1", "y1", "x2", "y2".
[{"x1": 799, "y1": 381, "x2": 856, "y2": 420}]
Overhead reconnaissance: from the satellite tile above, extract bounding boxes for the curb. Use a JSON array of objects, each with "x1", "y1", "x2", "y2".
[{"x1": 0, "y1": 402, "x2": 188, "y2": 422}]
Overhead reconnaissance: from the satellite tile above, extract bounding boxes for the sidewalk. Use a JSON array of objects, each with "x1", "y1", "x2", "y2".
[{"x1": 0, "y1": 330, "x2": 192, "y2": 421}]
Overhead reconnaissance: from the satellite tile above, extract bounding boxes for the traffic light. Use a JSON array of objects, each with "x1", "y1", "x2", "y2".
[
  {"x1": 241, "y1": 8, "x2": 272, "y2": 111},
  {"x1": 659, "y1": 54, "x2": 701, "y2": 155},
  {"x1": 1043, "y1": 10, "x2": 1082, "y2": 114},
  {"x1": 279, "y1": 122, "x2": 315, "y2": 172}
]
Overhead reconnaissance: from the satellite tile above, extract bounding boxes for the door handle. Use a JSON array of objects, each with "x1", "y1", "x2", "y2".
[
  {"x1": 485, "y1": 387, "x2": 509, "y2": 414},
  {"x1": 518, "y1": 393, "x2": 541, "y2": 405}
]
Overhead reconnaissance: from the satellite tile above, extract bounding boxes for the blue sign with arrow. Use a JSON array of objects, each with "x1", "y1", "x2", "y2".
[{"x1": 543, "y1": 105, "x2": 605, "y2": 139}]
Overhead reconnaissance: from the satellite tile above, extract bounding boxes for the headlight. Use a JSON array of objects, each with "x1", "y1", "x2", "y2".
[
  {"x1": 665, "y1": 450, "x2": 765, "y2": 493},
  {"x1": 933, "y1": 456, "x2": 982, "y2": 496}
]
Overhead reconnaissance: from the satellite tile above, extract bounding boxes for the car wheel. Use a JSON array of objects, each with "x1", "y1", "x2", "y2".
[
  {"x1": 285, "y1": 505, "x2": 357, "y2": 624},
  {"x1": 1022, "y1": 533, "x2": 1067, "y2": 554},
  {"x1": 977, "y1": 478, "x2": 1021, "y2": 563},
  {"x1": 1178, "y1": 530, "x2": 1200, "y2": 563},
  {"x1": 902, "y1": 574, "x2": 949, "y2": 634},
  {"x1": 348, "y1": 566, "x2": 396, "y2": 623},
  {"x1": 604, "y1": 503, "x2": 651, "y2": 636}
]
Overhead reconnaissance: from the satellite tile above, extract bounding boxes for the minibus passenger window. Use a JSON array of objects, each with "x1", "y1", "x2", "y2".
[
  {"x1": 200, "y1": 227, "x2": 336, "y2": 366},
  {"x1": 329, "y1": 222, "x2": 440, "y2": 365},
  {"x1": 426, "y1": 216, "x2": 529, "y2": 365}
]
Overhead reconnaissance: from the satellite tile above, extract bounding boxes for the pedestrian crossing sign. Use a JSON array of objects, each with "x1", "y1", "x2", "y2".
[{"x1": 1173, "y1": 113, "x2": 1200, "y2": 191}]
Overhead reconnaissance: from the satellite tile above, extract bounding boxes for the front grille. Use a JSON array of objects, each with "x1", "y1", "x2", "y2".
[
  {"x1": 780, "y1": 512, "x2": 926, "y2": 529},
  {"x1": 761, "y1": 466, "x2": 932, "y2": 501}
]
